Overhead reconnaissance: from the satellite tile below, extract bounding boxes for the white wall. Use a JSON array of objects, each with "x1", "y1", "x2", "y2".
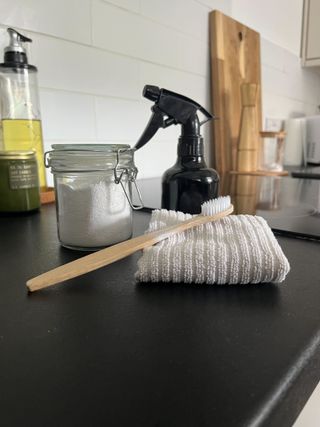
[
  {"x1": 232, "y1": 0, "x2": 320, "y2": 124},
  {"x1": 232, "y1": 0, "x2": 303, "y2": 55},
  {"x1": 0, "y1": 0, "x2": 319, "y2": 185}
]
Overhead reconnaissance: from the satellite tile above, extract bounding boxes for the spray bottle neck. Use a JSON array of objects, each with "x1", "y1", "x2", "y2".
[{"x1": 176, "y1": 116, "x2": 206, "y2": 167}]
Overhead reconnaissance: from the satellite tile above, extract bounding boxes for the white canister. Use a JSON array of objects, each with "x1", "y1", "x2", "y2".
[
  {"x1": 284, "y1": 118, "x2": 307, "y2": 166},
  {"x1": 45, "y1": 144, "x2": 143, "y2": 251}
]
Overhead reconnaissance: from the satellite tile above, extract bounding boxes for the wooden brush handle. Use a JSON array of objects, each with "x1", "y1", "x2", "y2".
[{"x1": 26, "y1": 205, "x2": 233, "y2": 292}]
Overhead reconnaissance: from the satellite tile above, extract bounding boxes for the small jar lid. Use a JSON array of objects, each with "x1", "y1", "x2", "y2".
[
  {"x1": 46, "y1": 143, "x2": 136, "y2": 173},
  {"x1": 0, "y1": 150, "x2": 37, "y2": 160},
  {"x1": 51, "y1": 144, "x2": 130, "y2": 152}
]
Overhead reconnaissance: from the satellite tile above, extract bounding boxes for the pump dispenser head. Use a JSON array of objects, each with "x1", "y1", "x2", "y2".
[
  {"x1": 134, "y1": 85, "x2": 214, "y2": 151},
  {"x1": 3, "y1": 28, "x2": 32, "y2": 66}
]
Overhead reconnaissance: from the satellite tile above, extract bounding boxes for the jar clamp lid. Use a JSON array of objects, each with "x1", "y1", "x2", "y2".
[{"x1": 44, "y1": 144, "x2": 143, "y2": 210}]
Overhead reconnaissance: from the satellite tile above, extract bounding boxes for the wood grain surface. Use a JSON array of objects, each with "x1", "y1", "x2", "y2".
[{"x1": 210, "y1": 10, "x2": 262, "y2": 173}]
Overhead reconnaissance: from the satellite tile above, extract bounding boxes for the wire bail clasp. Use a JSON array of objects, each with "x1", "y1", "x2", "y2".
[
  {"x1": 44, "y1": 150, "x2": 52, "y2": 168},
  {"x1": 114, "y1": 148, "x2": 144, "y2": 210}
]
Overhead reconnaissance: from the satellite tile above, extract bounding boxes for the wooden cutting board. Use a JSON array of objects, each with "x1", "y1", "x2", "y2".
[{"x1": 209, "y1": 10, "x2": 262, "y2": 173}]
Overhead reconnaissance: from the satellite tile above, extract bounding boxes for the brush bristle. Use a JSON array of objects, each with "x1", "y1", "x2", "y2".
[{"x1": 201, "y1": 196, "x2": 231, "y2": 216}]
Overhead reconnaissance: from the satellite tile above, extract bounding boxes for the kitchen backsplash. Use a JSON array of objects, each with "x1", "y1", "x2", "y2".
[{"x1": 0, "y1": 0, "x2": 319, "y2": 185}]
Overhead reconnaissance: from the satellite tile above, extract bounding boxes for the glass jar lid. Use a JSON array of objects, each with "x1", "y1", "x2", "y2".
[
  {"x1": 45, "y1": 144, "x2": 135, "y2": 172},
  {"x1": 51, "y1": 144, "x2": 130, "y2": 151}
]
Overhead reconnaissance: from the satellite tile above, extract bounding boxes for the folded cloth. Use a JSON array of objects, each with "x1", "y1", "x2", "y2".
[{"x1": 135, "y1": 209, "x2": 290, "y2": 284}]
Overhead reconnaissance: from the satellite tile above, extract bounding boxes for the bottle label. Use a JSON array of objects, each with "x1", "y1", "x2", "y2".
[{"x1": 9, "y1": 162, "x2": 39, "y2": 190}]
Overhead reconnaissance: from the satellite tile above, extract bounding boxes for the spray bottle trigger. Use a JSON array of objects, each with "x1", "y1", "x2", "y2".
[{"x1": 134, "y1": 106, "x2": 165, "y2": 151}]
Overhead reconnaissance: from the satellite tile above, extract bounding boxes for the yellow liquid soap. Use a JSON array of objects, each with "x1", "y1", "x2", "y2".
[{"x1": 1, "y1": 119, "x2": 47, "y2": 188}]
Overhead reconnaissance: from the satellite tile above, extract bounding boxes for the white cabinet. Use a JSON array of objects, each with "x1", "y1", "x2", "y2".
[{"x1": 301, "y1": 0, "x2": 320, "y2": 66}]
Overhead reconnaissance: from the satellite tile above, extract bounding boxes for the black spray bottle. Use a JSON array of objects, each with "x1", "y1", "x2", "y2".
[{"x1": 134, "y1": 85, "x2": 219, "y2": 214}]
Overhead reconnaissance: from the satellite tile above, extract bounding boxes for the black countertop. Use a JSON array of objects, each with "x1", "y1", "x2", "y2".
[
  {"x1": 1, "y1": 191, "x2": 320, "y2": 426},
  {"x1": 291, "y1": 165, "x2": 320, "y2": 180},
  {"x1": 135, "y1": 175, "x2": 320, "y2": 240}
]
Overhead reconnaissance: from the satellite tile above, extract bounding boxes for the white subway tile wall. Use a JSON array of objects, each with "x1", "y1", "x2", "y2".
[
  {"x1": 40, "y1": 90, "x2": 96, "y2": 142},
  {"x1": 0, "y1": 0, "x2": 91, "y2": 44},
  {"x1": 0, "y1": 0, "x2": 319, "y2": 187},
  {"x1": 95, "y1": 97, "x2": 146, "y2": 141},
  {"x1": 260, "y1": 38, "x2": 320, "y2": 119}
]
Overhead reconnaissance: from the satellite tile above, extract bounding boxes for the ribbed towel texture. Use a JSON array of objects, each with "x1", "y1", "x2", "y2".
[{"x1": 135, "y1": 210, "x2": 290, "y2": 284}]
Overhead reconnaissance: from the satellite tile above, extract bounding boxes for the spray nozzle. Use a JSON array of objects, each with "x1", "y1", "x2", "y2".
[
  {"x1": 143, "y1": 85, "x2": 161, "y2": 102},
  {"x1": 134, "y1": 85, "x2": 214, "y2": 151}
]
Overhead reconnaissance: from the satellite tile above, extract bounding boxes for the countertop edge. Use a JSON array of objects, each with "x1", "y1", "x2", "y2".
[{"x1": 247, "y1": 330, "x2": 320, "y2": 427}]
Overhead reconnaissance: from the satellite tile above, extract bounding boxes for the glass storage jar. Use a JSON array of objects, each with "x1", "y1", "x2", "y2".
[
  {"x1": 45, "y1": 144, "x2": 143, "y2": 251},
  {"x1": 0, "y1": 150, "x2": 40, "y2": 213}
]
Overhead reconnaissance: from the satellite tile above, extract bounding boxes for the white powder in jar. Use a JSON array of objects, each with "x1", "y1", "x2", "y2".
[{"x1": 56, "y1": 175, "x2": 132, "y2": 249}]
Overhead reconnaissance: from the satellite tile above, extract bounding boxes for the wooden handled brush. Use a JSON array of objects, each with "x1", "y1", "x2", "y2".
[{"x1": 27, "y1": 196, "x2": 233, "y2": 292}]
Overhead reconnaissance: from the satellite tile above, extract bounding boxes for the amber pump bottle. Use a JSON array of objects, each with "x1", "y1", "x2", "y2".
[{"x1": 134, "y1": 85, "x2": 219, "y2": 214}]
